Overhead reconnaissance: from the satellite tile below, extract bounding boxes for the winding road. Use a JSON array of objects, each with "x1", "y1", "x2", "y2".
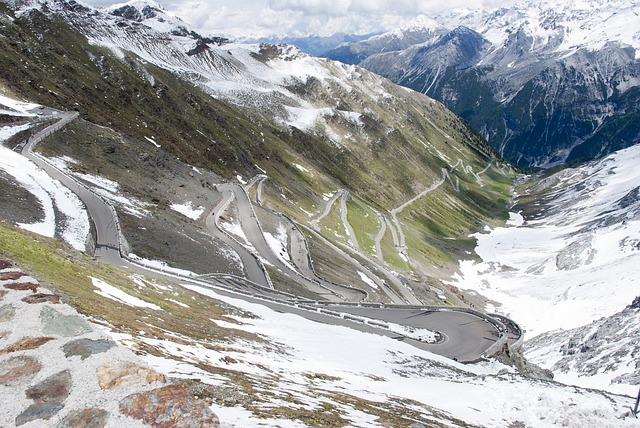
[{"x1": 17, "y1": 107, "x2": 521, "y2": 363}]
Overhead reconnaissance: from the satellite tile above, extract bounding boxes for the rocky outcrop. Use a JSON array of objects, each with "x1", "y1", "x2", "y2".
[
  {"x1": 0, "y1": 259, "x2": 220, "y2": 427},
  {"x1": 495, "y1": 343, "x2": 554, "y2": 382},
  {"x1": 97, "y1": 361, "x2": 166, "y2": 391},
  {"x1": 119, "y1": 384, "x2": 221, "y2": 427}
]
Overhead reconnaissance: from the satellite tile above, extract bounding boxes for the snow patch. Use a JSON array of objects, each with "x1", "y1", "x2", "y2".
[
  {"x1": 170, "y1": 201, "x2": 205, "y2": 220},
  {"x1": 90, "y1": 276, "x2": 162, "y2": 310},
  {"x1": 357, "y1": 271, "x2": 378, "y2": 289},
  {"x1": 0, "y1": 127, "x2": 89, "y2": 250}
]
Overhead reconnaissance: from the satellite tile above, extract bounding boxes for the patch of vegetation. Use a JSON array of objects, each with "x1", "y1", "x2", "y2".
[
  {"x1": 0, "y1": 222, "x2": 256, "y2": 345},
  {"x1": 345, "y1": 195, "x2": 379, "y2": 257},
  {"x1": 0, "y1": 2, "x2": 515, "y2": 301}
]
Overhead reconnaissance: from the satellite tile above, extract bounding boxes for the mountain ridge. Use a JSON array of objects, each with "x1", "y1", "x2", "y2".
[{"x1": 323, "y1": 0, "x2": 640, "y2": 169}]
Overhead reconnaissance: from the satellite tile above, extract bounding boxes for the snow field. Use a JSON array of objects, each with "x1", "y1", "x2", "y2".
[{"x1": 117, "y1": 282, "x2": 638, "y2": 428}]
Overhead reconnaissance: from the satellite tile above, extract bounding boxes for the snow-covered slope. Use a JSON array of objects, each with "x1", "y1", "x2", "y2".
[
  {"x1": 0, "y1": 96, "x2": 89, "y2": 250},
  {"x1": 526, "y1": 297, "x2": 640, "y2": 396},
  {"x1": 134, "y1": 281, "x2": 640, "y2": 428},
  {"x1": 11, "y1": 0, "x2": 401, "y2": 148},
  {"x1": 439, "y1": 0, "x2": 640, "y2": 58},
  {"x1": 325, "y1": 15, "x2": 448, "y2": 65},
  {"x1": 449, "y1": 144, "x2": 640, "y2": 394}
]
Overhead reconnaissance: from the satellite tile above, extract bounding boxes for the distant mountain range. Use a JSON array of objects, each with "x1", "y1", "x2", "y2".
[
  {"x1": 257, "y1": 33, "x2": 378, "y2": 57},
  {"x1": 323, "y1": 0, "x2": 640, "y2": 169}
]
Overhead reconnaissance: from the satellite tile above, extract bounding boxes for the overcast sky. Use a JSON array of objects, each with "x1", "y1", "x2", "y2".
[{"x1": 82, "y1": 0, "x2": 519, "y2": 39}]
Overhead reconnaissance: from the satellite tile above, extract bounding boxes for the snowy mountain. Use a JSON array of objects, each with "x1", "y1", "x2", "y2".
[
  {"x1": 449, "y1": 143, "x2": 640, "y2": 395},
  {"x1": 324, "y1": 0, "x2": 640, "y2": 169},
  {"x1": 0, "y1": 0, "x2": 508, "y2": 302},
  {"x1": 2, "y1": 0, "x2": 640, "y2": 426},
  {"x1": 324, "y1": 15, "x2": 448, "y2": 65}
]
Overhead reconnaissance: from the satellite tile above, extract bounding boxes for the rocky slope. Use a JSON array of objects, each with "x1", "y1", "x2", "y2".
[
  {"x1": 0, "y1": 258, "x2": 220, "y2": 427},
  {"x1": 1, "y1": 223, "x2": 638, "y2": 427},
  {"x1": 526, "y1": 296, "x2": 640, "y2": 396},
  {"x1": 324, "y1": 0, "x2": 640, "y2": 169}
]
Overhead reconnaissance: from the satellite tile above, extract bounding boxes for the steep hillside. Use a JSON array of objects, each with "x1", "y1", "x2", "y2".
[
  {"x1": 1, "y1": 1, "x2": 640, "y2": 426},
  {"x1": 526, "y1": 297, "x2": 640, "y2": 396},
  {"x1": 324, "y1": 0, "x2": 640, "y2": 169},
  {"x1": 0, "y1": 0, "x2": 513, "y2": 303}
]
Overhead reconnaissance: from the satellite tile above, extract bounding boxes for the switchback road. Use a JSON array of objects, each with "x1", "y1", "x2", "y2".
[{"x1": 19, "y1": 107, "x2": 520, "y2": 363}]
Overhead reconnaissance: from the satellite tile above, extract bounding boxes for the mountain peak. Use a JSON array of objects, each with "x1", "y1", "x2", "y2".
[
  {"x1": 105, "y1": 0, "x2": 185, "y2": 34},
  {"x1": 106, "y1": 0, "x2": 171, "y2": 21},
  {"x1": 401, "y1": 14, "x2": 443, "y2": 32}
]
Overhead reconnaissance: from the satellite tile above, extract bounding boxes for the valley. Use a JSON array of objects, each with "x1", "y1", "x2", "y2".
[{"x1": 0, "y1": 0, "x2": 639, "y2": 427}]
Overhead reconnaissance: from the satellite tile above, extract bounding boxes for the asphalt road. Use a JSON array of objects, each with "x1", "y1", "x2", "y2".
[
  {"x1": 206, "y1": 190, "x2": 271, "y2": 286},
  {"x1": 21, "y1": 111, "x2": 124, "y2": 265},
  {"x1": 320, "y1": 305, "x2": 501, "y2": 362},
  {"x1": 19, "y1": 108, "x2": 516, "y2": 363},
  {"x1": 216, "y1": 183, "x2": 366, "y2": 302}
]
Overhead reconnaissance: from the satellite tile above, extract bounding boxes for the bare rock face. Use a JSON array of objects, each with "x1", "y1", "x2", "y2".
[
  {"x1": 0, "y1": 260, "x2": 13, "y2": 269},
  {"x1": 119, "y1": 383, "x2": 220, "y2": 427},
  {"x1": 97, "y1": 361, "x2": 166, "y2": 390},
  {"x1": 0, "y1": 355, "x2": 43, "y2": 386},
  {"x1": 16, "y1": 369, "x2": 72, "y2": 426},
  {"x1": 57, "y1": 408, "x2": 110, "y2": 428},
  {"x1": 0, "y1": 289, "x2": 7, "y2": 301}
]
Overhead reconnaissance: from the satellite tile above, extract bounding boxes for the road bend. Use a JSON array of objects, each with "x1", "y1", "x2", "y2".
[
  {"x1": 216, "y1": 183, "x2": 363, "y2": 302},
  {"x1": 18, "y1": 108, "x2": 517, "y2": 363}
]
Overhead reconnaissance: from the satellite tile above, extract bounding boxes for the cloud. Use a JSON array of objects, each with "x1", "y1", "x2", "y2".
[{"x1": 82, "y1": 0, "x2": 521, "y2": 38}]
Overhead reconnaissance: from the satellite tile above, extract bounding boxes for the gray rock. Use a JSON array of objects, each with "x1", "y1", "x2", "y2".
[
  {"x1": 16, "y1": 370, "x2": 73, "y2": 426},
  {"x1": 63, "y1": 338, "x2": 116, "y2": 360},
  {"x1": 40, "y1": 306, "x2": 92, "y2": 337},
  {"x1": 16, "y1": 401, "x2": 65, "y2": 426},
  {"x1": 0, "y1": 304, "x2": 15, "y2": 322}
]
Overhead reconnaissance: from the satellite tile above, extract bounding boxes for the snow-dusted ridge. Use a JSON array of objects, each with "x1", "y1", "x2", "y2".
[
  {"x1": 436, "y1": 0, "x2": 640, "y2": 58},
  {"x1": 327, "y1": 0, "x2": 640, "y2": 168},
  {"x1": 12, "y1": 0, "x2": 396, "y2": 147}
]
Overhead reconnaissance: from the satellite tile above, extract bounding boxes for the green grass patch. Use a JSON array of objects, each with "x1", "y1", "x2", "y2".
[
  {"x1": 345, "y1": 196, "x2": 379, "y2": 257},
  {"x1": 0, "y1": 222, "x2": 256, "y2": 344}
]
